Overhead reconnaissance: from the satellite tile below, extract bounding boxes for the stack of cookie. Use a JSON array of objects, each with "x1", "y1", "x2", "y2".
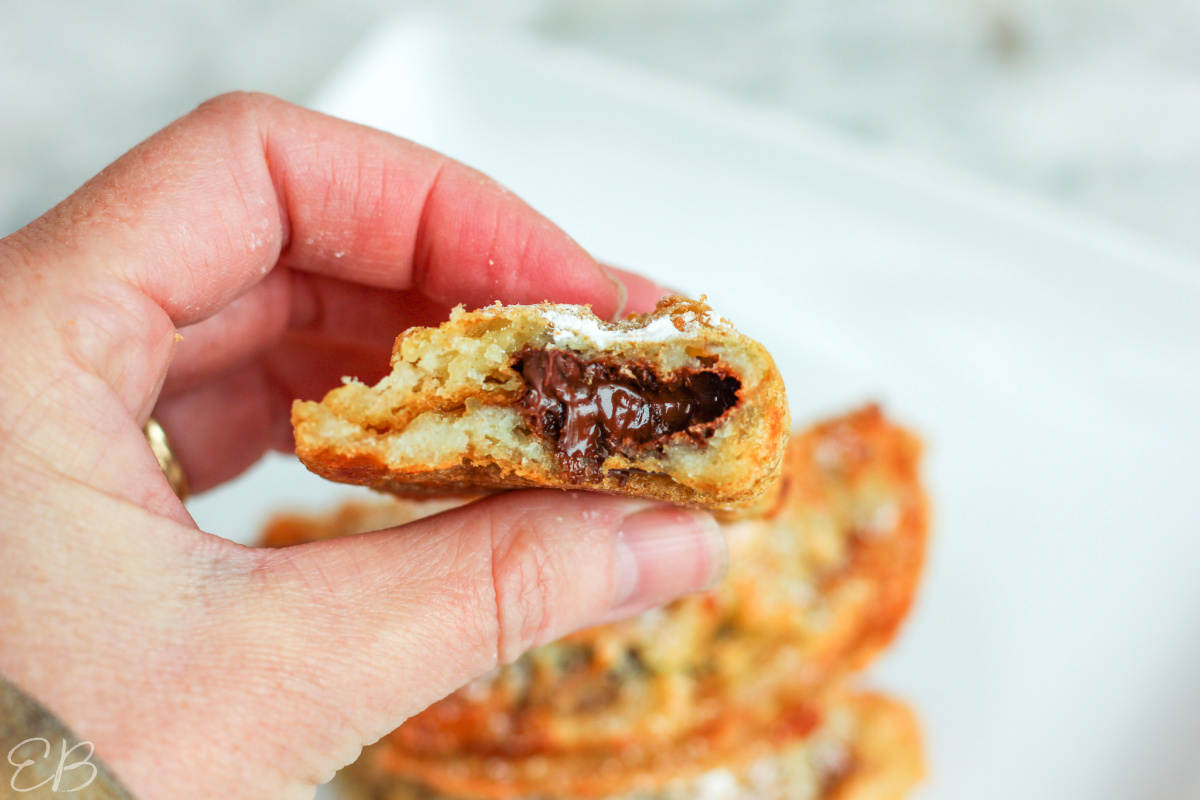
[
  {"x1": 269, "y1": 298, "x2": 929, "y2": 799},
  {"x1": 265, "y1": 407, "x2": 929, "y2": 800}
]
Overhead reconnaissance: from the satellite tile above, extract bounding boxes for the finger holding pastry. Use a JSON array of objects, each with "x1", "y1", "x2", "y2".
[{"x1": 0, "y1": 93, "x2": 726, "y2": 800}]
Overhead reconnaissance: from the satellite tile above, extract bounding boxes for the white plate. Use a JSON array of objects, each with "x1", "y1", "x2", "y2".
[{"x1": 188, "y1": 16, "x2": 1200, "y2": 800}]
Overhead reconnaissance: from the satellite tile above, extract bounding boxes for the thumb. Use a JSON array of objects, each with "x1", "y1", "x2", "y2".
[{"x1": 239, "y1": 490, "x2": 725, "y2": 784}]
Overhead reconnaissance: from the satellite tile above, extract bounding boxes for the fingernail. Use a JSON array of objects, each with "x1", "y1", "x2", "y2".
[
  {"x1": 611, "y1": 507, "x2": 727, "y2": 613},
  {"x1": 597, "y1": 264, "x2": 629, "y2": 321}
]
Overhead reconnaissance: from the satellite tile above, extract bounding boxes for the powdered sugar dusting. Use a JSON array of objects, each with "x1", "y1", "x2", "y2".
[{"x1": 539, "y1": 307, "x2": 721, "y2": 349}]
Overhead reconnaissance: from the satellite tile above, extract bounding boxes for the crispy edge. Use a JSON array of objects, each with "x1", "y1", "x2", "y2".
[
  {"x1": 788, "y1": 404, "x2": 930, "y2": 679},
  {"x1": 826, "y1": 693, "x2": 925, "y2": 800},
  {"x1": 290, "y1": 441, "x2": 786, "y2": 510}
]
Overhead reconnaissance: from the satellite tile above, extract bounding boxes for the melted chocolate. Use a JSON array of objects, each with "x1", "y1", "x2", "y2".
[{"x1": 516, "y1": 349, "x2": 740, "y2": 482}]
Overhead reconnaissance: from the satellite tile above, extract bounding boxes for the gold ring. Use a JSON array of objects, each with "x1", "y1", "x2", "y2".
[{"x1": 144, "y1": 417, "x2": 189, "y2": 502}]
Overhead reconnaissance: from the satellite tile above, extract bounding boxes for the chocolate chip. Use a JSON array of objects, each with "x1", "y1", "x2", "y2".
[{"x1": 516, "y1": 349, "x2": 739, "y2": 482}]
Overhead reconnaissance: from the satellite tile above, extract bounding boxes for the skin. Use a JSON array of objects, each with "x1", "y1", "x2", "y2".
[{"x1": 0, "y1": 93, "x2": 726, "y2": 800}]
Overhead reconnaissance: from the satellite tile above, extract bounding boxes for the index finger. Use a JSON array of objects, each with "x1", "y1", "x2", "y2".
[
  {"x1": 5, "y1": 92, "x2": 624, "y2": 417},
  {"x1": 69, "y1": 93, "x2": 623, "y2": 321}
]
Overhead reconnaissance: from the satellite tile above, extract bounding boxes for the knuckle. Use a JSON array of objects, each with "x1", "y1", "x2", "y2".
[
  {"x1": 488, "y1": 510, "x2": 565, "y2": 664},
  {"x1": 62, "y1": 280, "x2": 174, "y2": 392},
  {"x1": 194, "y1": 90, "x2": 276, "y2": 119}
]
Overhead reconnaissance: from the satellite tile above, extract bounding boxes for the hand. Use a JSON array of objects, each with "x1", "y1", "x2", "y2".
[{"x1": 0, "y1": 93, "x2": 727, "y2": 799}]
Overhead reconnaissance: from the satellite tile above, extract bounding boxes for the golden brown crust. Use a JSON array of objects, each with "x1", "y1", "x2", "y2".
[
  {"x1": 341, "y1": 693, "x2": 923, "y2": 800},
  {"x1": 292, "y1": 297, "x2": 789, "y2": 509}
]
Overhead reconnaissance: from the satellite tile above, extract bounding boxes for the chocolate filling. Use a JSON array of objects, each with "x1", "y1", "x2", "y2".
[{"x1": 515, "y1": 348, "x2": 740, "y2": 482}]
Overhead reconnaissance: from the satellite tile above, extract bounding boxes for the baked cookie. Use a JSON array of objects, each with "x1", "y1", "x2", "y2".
[
  {"x1": 266, "y1": 406, "x2": 928, "y2": 757},
  {"x1": 340, "y1": 692, "x2": 924, "y2": 800},
  {"x1": 292, "y1": 297, "x2": 789, "y2": 509}
]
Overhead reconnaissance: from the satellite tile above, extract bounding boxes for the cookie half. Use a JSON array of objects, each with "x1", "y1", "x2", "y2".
[{"x1": 293, "y1": 297, "x2": 789, "y2": 508}]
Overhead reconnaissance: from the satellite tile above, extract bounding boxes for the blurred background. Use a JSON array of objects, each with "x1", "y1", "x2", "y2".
[
  {"x1": 3, "y1": 0, "x2": 1200, "y2": 255},
  {"x1": 5, "y1": 5, "x2": 1200, "y2": 798}
]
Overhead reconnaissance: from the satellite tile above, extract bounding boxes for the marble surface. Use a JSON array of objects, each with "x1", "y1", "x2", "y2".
[{"x1": 3, "y1": 0, "x2": 1200, "y2": 258}]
